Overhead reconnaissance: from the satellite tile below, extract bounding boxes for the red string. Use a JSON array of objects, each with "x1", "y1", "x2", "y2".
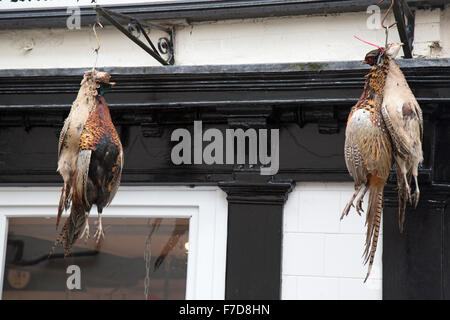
[{"x1": 353, "y1": 35, "x2": 384, "y2": 53}]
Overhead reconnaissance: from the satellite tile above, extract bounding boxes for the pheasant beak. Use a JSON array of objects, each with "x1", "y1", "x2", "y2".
[
  {"x1": 361, "y1": 60, "x2": 368, "y2": 65},
  {"x1": 385, "y1": 42, "x2": 404, "y2": 58}
]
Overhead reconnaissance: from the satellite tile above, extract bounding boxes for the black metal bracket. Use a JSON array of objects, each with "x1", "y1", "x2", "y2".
[
  {"x1": 95, "y1": 6, "x2": 174, "y2": 66},
  {"x1": 393, "y1": 0, "x2": 415, "y2": 58}
]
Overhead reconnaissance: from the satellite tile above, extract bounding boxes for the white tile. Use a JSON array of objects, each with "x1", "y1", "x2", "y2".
[
  {"x1": 282, "y1": 233, "x2": 325, "y2": 276},
  {"x1": 296, "y1": 182, "x2": 329, "y2": 191},
  {"x1": 298, "y1": 190, "x2": 341, "y2": 233},
  {"x1": 283, "y1": 190, "x2": 299, "y2": 233},
  {"x1": 324, "y1": 234, "x2": 382, "y2": 279},
  {"x1": 339, "y1": 189, "x2": 369, "y2": 234},
  {"x1": 338, "y1": 278, "x2": 382, "y2": 300},
  {"x1": 282, "y1": 182, "x2": 383, "y2": 299},
  {"x1": 297, "y1": 182, "x2": 354, "y2": 192},
  {"x1": 281, "y1": 275, "x2": 297, "y2": 300},
  {"x1": 296, "y1": 276, "x2": 340, "y2": 300}
]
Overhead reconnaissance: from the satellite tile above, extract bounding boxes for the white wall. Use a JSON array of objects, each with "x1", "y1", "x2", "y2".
[
  {"x1": 414, "y1": 8, "x2": 448, "y2": 58},
  {"x1": 175, "y1": 12, "x2": 401, "y2": 65},
  {"x1": 439, "y1": 6, "x2": 450, "y2": 58},
  {"x1": 0, "y1": 0, "x2": 171, "y2": 10},
  {"x1": 0, "y1": 26, "x2": 167, "y2": 69},
  {"x1": 0, "y1": 7, "x2": 448, "y2": 69},
  {"x1": 282, "y1": 182, "x2": 382, "y2": 300}
]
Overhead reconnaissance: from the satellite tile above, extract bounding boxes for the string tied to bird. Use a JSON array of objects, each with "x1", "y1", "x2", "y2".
[{"x1": 92, "y1": 18, "x2": 104, "y2": 71}]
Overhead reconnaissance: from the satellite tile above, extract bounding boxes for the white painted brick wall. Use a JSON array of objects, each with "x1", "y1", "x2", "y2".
[
  {"x1": 175, "y1": 13, "x2": 401, "y2": 65},
  {"x1": 413, "y1": 8, "x2": 442, "y2": 58},
  {"x1": 440, "y1": 6, "x2": 450, "y2": 58},
  {"x1": 0, "y1": 8, "x2": 448, "y2": 69},
  {"x1": 0, "y1": 0, "x2": 166, "y2": 10},
  {"x1": 282, "y1": 182, "x2": 382, "y2": 300}
]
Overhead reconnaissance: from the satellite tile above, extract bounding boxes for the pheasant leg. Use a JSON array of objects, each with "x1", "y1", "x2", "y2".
[
  {"x1": 355, "y1": 184, "x2": 369, "y2": 215},
  {"x1": 412, "y1": 174, "x2": 420, "y2": 208},
  {"x1": 80, "y1": 213, "x2": 90, "y2": 242},
  {"x1": 403, "y1": 172, "x2": 412, "y2": 205},
  {"x1": 94, "y1": 213, "x2": 104, "y2": 243},
  {"x1": 340, "y1": 185, "x2": 363, "y2": 220}
]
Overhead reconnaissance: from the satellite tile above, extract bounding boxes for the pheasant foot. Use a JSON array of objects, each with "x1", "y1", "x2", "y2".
[
  {"x1": 340, "y1": 202, "x2": 354, "y2": 220},
  {"x1": 340, "y1": 185, "x2": 363, "y2": 220},
  {"x1": 412, "y1": 188, "x2": 420, "y2": 208},
  {"x1": 355, "y1": 185, "x2": 369, "y2": 215},
  {"x1": 403, "y1": 173, "x2": 412, "y2": 205},
  {"x1": 80, "y1": 220, "x2": 90, "y2": 242},
  {"x1": 94, "y1": 216, "x2": 104, "y2": 243},
  {"x1": 412, "y1": 175, "x2": 420, "y2": 208}
]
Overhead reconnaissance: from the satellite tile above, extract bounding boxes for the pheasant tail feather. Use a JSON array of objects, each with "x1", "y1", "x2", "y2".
[
  {"x1": 51, "y1": 185, "x2": 87, "y2": 257},
  {"x1": 363, "y1": 179, "x2": 384, "y2": 282},
  {"x1": 56, "y1": 183, "x2": 72, "y2": 230}
]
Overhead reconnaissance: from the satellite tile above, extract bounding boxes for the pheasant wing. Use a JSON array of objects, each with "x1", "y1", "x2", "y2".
[
  {"x1": 381, "y1": 60, "x2": 423, "y2": 159},
  {"x1": 58, "y1": 117, "x2": 70, "y2": 159},
  {"x1": 106, "y1": 147, "x2": 123, "y2": 207}
]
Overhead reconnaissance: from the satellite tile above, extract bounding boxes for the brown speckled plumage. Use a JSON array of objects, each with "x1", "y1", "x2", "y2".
[
  {"x1": 54, "y1": 70, "x2": 122, "y2": 257},
  {"x1": 381, "y1": 43, "x2": 423, "y2": 233},
  {"x1": 79, "y1": 96, "x2": 121, "y2": 152},
  {"x1": 78, "y1": 95, "x2": 123, "y2": 209},
  {"x1": 342, "y1": 43, "x2": 424, "y2": 281},
  {"x1": 342, "y1": 50, "x2": 392, "y2": 282}
]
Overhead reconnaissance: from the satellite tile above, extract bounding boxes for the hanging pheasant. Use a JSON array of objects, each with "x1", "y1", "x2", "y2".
[
  {"x1": 341, "y1": 47, "x2": 392, "y2": 281},
  {"x1": 55, "y1": 69, "x2": 123, "y2": 257},
  {"x1": 380, "y1": 43, "x2": 424, "y2": 233}
]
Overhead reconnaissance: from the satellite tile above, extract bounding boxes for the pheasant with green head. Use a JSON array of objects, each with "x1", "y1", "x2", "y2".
[{"x1": 55, "y1": 70, "x2": 123, "y2": 256}]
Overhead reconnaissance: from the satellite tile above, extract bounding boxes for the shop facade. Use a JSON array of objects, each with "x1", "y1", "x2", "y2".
[{"x1": 0, "y1": 0, "x2": 449, "y2": 299}]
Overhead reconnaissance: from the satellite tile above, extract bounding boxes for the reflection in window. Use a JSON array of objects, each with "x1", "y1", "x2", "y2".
[{"x1": 2, "y1": 217, "x2": 189, "y2": 300}]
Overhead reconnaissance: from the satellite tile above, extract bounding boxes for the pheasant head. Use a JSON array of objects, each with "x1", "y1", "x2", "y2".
[
  {"x1": 362, "y1": 48, "x2": 383, "y2": 66},
  {"x1": 80, "y1": 70, "x2": 115, "y2": 93},
  {"x1": 384, "y1": 42, "x2": 404, "y2": 59},
  {"x1": 361, "y1": 42, "x2": 403, "y2": 67},
  {"x1": 77, "y1": 70, "x2": 116, "y2": 111}
]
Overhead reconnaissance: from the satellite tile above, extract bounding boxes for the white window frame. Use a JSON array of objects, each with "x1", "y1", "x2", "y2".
[{"x1": 0, "y1": 186, "x2": 228, "y2": 300}]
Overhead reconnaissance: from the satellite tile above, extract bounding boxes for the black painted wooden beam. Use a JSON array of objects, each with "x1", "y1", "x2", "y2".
[
  {"x1": 0, "y1": 59, "x2": 449, "y2": 115},
  {"x1": 393, "y1": 0, "x2": 416, "y2": 58},
  {"x1": 219, "y1": 180, "x2": 294, "y2": 299},
  {"x1": 0, "y1": 60, "x2": 447, "y2": 189},
  {"x1": 1, "y1": 58, "x2": 449, "y2": 77},
  {"x1": 0, "y1": 0, "x2": 445, "y2": 29}
]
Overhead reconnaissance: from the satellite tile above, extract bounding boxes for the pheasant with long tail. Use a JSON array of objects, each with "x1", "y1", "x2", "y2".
[
  {"x1": 54, "y1": 69, "x2": 123, "y2": 257},
  {"x1": 341, "y1": 46, "x2": 393, "y2": 282},
  {"x1": 342, "y1": 41, "x2": 423, "y2": 280}
]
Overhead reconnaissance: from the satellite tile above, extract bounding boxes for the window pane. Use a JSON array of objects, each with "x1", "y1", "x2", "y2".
[{"x1": 2, "y1": 217, "x2": 189, "y2": 300}]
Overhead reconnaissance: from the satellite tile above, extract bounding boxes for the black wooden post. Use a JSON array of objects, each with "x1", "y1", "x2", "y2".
[
  {"x1": 382, "y1": 197, "x2": 446, "y2": 299},
  {"x1": 219, "y1": 180, "x2": 294, "y2": 300},
  {"x1": 382, "y1": 113, "x2": 450, "y2": 299}
]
